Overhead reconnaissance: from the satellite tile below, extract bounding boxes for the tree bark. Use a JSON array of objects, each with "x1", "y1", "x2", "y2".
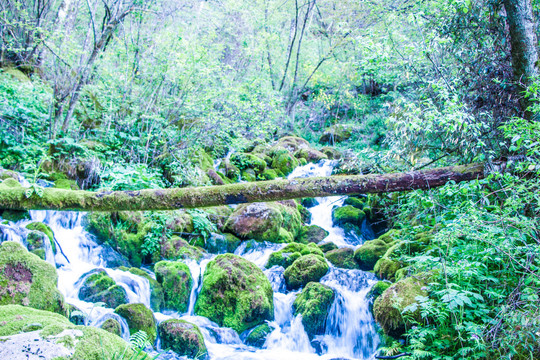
[
  {"x1": 503, "y1": 0, "x2": 539, "y2": 118},
  {"x1": 0, "y1": 163, "x2": 486, "y2": 212}
]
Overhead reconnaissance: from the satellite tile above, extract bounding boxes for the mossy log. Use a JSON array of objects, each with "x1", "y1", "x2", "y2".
[{"x1": 0, "y1": 163, "x2": 485, "y2": 211}]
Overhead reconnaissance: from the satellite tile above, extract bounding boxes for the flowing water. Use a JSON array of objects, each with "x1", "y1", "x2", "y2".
[{"x1": 1, "y1": 160, "x2": 380, "y2": 359}]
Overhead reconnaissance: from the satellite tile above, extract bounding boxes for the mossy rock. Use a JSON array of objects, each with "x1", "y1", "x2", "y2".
[
  {"x1": 297, "y1": 225, "x2": 329, "y2": 244},
  {"x1": 293, "y1": 148, "x2": 328, "y2": 162},
  {"x1": 159, "y1": 319, "x2": 208, "y2": 359},
  {"x1": 0, "y1": 168, "x2": 20, "y2": 181},
  {"x1": 284, "y1": 254, "x2": 329, "y2": 290},
  {"x1": 373, "y1": 276, "x2": 427, "y2": 338},
  {"x1": 276, "y1": 136, "x2": 310, "y2": 152},
  {"x1": 195, "y1": 254, "x2": 273, "y2": 334},
  {"x1": 259, "y1": 168, "x2": 279, "y2": 180},
  {"x1": 26, "y1": 230, "x2": 49, "y2": 260},
  {"x1": 270, "y1": 150, "x2": 299, "y2": 176},
  {"x1": 0, "y1": 242, "x2": 66, "y2": 315},
  {"x1": 1, "y1": 209, "x2": 30, "y2": 222},
  {"x1": 319, "y1": 124, "x2": 353, "y2": 144},
  {"x1": 225, "y1": 202, "x2": 285, "y2": 242},
  {"x1": 67, "y1": 304, "x2": 86, "y2": 325},
  {"x1": 114, "y1": 303, "x2": 157, "y2": 344},
  {"x1": 245, "y1": 323, "x2": 273, "y2": 348},
  {"x1": 117, "y1": 267, "x2": 164, "y2": 312},
  {"x1": 154, "y1": 260, "x2": 193, "y2": 313},
  {"x1": 301, "y1": 197, "x2": 319, "y2": 208},
  {"x1": 332, "y1": 205, "x2": 365, "y2": 227},
  {"x1": 26, "y1": 222, "x2": 55, "y2": 254},
  {"x1": 325, "y1": 247, "x2": 358, "y2": 269},
  {"x1": 54, "y1": 179, "x2": 80, "y2": 190},
  {"x1": 192, "y1": 149, "x2": 214, "y2": 171},
  {"x1": 241, "y1": 168, "x2": 257, "y2": 182},
  {"x1": 343, "y1": 196, "x2": 366, "y2": 209},
  {"x1": 395, "y1": 267, "x2": 410, "y2": 282},
  {"x1": 205, "y1": 232, "x2": 241, "y2": 254},
  {"x1": 320, "y1": 147, "x2": 342, "y2": 159},
  {"x1": 293, "y1": 282, "x2": 335, "y2": 337},
  {"x1": 297, "y1": 203, "x2": 312, "y2": 223},
  {"x1": 354, "y1": 238, "x2": 396, "y2": 271},
  {"x1": 266, "y1": 243, "x2": 323, "y2": 269},
  {"x1": 0, "y1": 305, "x2": 141, "y2": 358},
  {"x1": 367, "y1": 281, "x2": 391, "y2": 302},
  {"x1": 374, "y1": 257, "x2": 402, "y2": 282},
  {"x1": 78, "y1": 269, "x2": 128, "y2": 309},
  {"x1": 161, "y1": 236, "x2": 204, "y2": 262},
  {"x1": 319, "y1": 242, "x2": 339, "y2": 253},
  {"x1": 231, "y1": 153, "x2": 267, "y2": 172},
  {"x1": 101, "y1": 318, "x2": 122, "y2": 337},
  {"x1": 204, "y1": 206, "x2": 234, "y2": 231}
]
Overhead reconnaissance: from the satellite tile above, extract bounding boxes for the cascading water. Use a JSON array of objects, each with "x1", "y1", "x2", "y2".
[{"x1": 1, "y1": 159, "x2": 380, "y2": 359}]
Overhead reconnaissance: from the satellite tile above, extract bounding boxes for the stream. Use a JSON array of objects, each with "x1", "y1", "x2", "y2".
[{"x1": 1, "y1": 160, "x2": 380, "y2": 359}]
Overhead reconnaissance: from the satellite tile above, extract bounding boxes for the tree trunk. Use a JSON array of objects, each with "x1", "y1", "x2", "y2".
[
  {"x1": 0, "y1": 163, "x2": 486, "y2": 212},
  {"x1": 503, "y1": 0, "x2": 539, "y2": 118}
]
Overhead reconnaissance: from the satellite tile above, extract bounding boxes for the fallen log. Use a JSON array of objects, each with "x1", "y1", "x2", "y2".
[{"x1": 0, "y1": 163, "x2": 486, "y2": 212}]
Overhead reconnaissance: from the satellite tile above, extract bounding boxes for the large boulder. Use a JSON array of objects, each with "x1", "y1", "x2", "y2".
[
  {"x1": 0, "y1": 241, "x2": 65, "y2": 314},
  {"x1": 114, "y1": 303, "x2": 157, "y2": 344},
  {"x1": 284, "y1": 254, "x2": 329, "y2": 290},
  {"x1": 0, "y1": 305, "x2": 141, "y2": 359},
  {"x1": 296, "y1": 225, "x2": 329, "y2": 244},
  {"x1": 332, "y1": 205, "x2": 366, "y2": 233},
  {"x1": 154, "y1": 260, "x2": 193, "y2": 313},
  {"x1": 373, "y1": 276, "x2": 427, "y2": 338},
  {"x1": 78, "y1": 269, "x2": 128, "y2": 309},
  {"x1": 325, "y1": 247, "x2": 359, "y2": 269},
  {"x1": 195, "y1": 254, "x2": 273, "y2": 334},
  {"x1": 158, "y1": 319, "x2": 208, "y2": 359},
  {"x1": 353, "y1": 232, "x2": 397, "y2": 271},
  {"x1": 293, "y1": 282, "x2": 335, "y2": 337},
  {"x1": 266, "y1": 243, "x2": 324, "y2": 269}
]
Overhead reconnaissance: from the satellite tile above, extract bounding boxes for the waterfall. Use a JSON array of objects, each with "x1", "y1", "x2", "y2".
[{"x1": 1, "y1": 159, "x2": 380, "y2": 359}]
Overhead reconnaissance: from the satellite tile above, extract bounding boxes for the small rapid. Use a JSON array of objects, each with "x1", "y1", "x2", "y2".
[{"x1": 1, "y1": 159, "x2": 380, "y2": 359}]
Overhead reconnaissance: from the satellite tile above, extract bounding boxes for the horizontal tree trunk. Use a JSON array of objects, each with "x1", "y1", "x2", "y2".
[{"x1": 0, "y1": 163, "x2": 486, "y2": 212}]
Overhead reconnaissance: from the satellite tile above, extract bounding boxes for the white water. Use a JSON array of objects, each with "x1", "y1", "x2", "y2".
[{"x1": 1, "y1": 160, "x2": 380, "y2": 359}]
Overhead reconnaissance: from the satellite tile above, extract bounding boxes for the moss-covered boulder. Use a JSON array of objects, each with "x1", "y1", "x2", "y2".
[
  {"x1": 353, "y1": 233, "x2": 397, "y2": 271},
  {"x1": 270, "y1": 149, "x2": 299, "y2": 176},
  {"x1": 320, "y1": 147, "x2": 342, "y2": 160},
  {"x1": 373, "y1": 276, "x2": 427, "y2": 338},
  {"x1": 277, "y1": 136, "x2": 310, "y2": 152},
  {"x1": 293, "y1": 148, "x2": 328, "y2": 163},
  {"x1": 0, "y1": 241, "x2": 65, "y2": 314},
  {"x1": 231, "y1": 153, "x2": 267, "y2": 173},
  {"x1": 332, "y1": 205, "x2": 366, "y2": 227},
  {"x1": 319, "y1": 124, "x2": 353, "y2": 144},
  {"x1": 245, "y1": 323, "x2": 273, "y2": 348},
  {"x1": 343, "y1": 196, "x2": 367, "y2": 209},
  {"x1": 293, "y1": 282, "x2": 335, "y2": 337},
  {"x1": 319, "y1": 242, "x2": 339, "y2": 253},
  {"x1": 374, "y1": 257, "x2": 402, "y2": 282},
  {"x1": 259, "y1": 168, "x2": 279, "y2": 180},
  {"x1": 114, "y1": 303, "x2": 157, "y2": 344},
  {"x1": 161, "y1": 236, "x2": 204, "y2": 262},
  {"x1": 284, "y1": 254, "x2": 329, "y2": 290},
  {"x1": 195, "y1": 254, "x2": 273, "y2": 334},
  {"x1": 205, "y1": 206, "x2": 234, "y2": 231},
  {"x1": 266, "y1": 243, "x2": 323, "y2": 269},
  {"x1": 0, "y1": 305, "x2": 141, "y2": 359},
  {"x1": 78, "y1": 269, "x2": 128, "y2": 309},
  {"x1": 101, "y1": 318, "x2": 122, "y2": 337},
  {"x1": 0, "y1": 168, "x2": 20, "y2": 181},
  {"x1": 159, "y1": 319, "x2": 208, "y2": 359},
  {"x1": 118, "y1": 267, "x2": 164, "y2": 312},
  {"x1": 296, "y1": 225, "x2": 329, "y2": 244},
  {"x1": 325, "y1": 247, "x2": 358, "y2": 269},
  {"x1": 154, "y1": 260, "x2": 193, "y2": 313},
  {"x1": 25, "y1": 230, "x2": 49, "y2": 260},
  {"x1": 225, "y1": 203, "x2": 282, "y2": 242},
  {"x1": 367, "y1": 281, "x2": 391, "y2": 302},
  {"x1": 26, "y1": 222, "x2": 56, "y2": 254}
]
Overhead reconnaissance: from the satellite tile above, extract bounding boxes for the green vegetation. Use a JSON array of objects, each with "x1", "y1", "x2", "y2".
[
  {"x1": 283, "y1": 254, "x2": 329, "y2": 290},
  {"x1": 114, "y1": 303, "x2": 157, "y2": 344},
  {"x1": 158, "y1": 320, "x2": 208, "y2": 359},
  {"x1": 293, "y1": 282, "x2": 335, "y2": 337},
  {"x1": 78, "y1": 269, "x2": 128, "y2": 309},
  {"x1": 154, "y1": 260, "x2": 193, "y2": 313}
]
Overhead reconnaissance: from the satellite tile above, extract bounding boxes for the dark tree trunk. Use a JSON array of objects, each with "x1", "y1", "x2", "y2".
[
  {"x1": 0, "y1": 163, "x2": 486, "y2": 212},
  {"x1": 503, "y1": 0, "x2": 539, "y2": 118}
]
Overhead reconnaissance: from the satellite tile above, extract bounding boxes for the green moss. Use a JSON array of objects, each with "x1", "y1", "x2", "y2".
[
  {"x1": 204, "y1": 206, "x2": 233, "y2": 231},
  {"x1": 161, "y1": 236, "x2": 204, "y2": 262},
  {"x1": 241, "y1": 169, "x2": 257, "y2": 182},
  {"x1": 325, "y1": 247, "x2": 359, "y2": 269},
  {"x1": 205, "y1": 233, "x2": 241, "y2": 254},
  {"x1": 26, "y1": 230, "x2": 48, "y2": 260},
  {"x1": 0, "y1": 242, "x2": 66, "y2": 314},
  {"x1": 296, "y1": 225, "x2": 329, "y2": 244},
  {"x1": 319, "y1": 242, "x2": 338, "y2": 253},
  {"x1": 101, "y1": 318, "x2": 122, "y2": 337},
  {"x1": 284, "y1": 254, "x2": 329, "y2": 290},
  {"x1": 231, "y1": 153, "x2": 267, "y2": 172},
  {"x1": 117, "y1": 267, "x2": 164, "y2": 312},
  {"x1": 343, "y1": 196, "x2": 366, "y2": 209},
  {"x1": 368, "y1": 281, "x2": 391, "y2": 302},
  {"x1": 293, "y1": 282, "x2": 335, "y2": 337},
  {"x1": 373, "y1": 276, "x2": 427, "y2": 338},
  {"x1": 266, "y1": 243, "x2": 323, "y2": 269},
  {"x1": 26, "y1": 222, "x2": 56, "y2": 254},
  {"x1": 354, "y1": 238, "x2": 396, "y2": 271},
  {"x1": 54, "y1": 179, "x2": 79, "y2": 190},
  {"x1": 332, "y1": 205, "x2": 365, "y2": 226},
  {"x1": 78, "y1": 269, "x2": 128, "y2": 308},
  {"x1": 225, "y1": 202, "x2": 283, "y2": 242},
  {"x1": 159, "y1": 319, "x2": 208, "y2": 359},
  {"x1": 1, "y1": 209, "x2": 30, "y2": 222},
  {"x1": 245, "y1": 323, "x2": 273, "y2": 348},
  {"x1": 374, "y1": 257, "x2": 402, "y2": 282},
  {"x1": 270, "y1": 150, "x2": 299, "y2": 176},
  {"x1": 195, "y1": 254, "x2": 273, "y2": 334},
  {"x1": 114, "y1": 303, "x2": 157, "y2": 344},
  {"x1": 259, "y1": 168, "x2": 278, "y2": 180},
  {"x1": 319, "y1": 124, "x2": 353, "y2": 144},
  {"x1": 0, "y1": 305, "x2": 139, "y2": 359},
  {"x1": 293, "y1": 148, "x2": 327, "y2": 163},
  {"x1": 320, "y1": 147, "x2": 342, "y2": 160},
  {"x1": 154, "y1": 261, "x2": 192, "y2": 313},
  {"x1": 0, "y1": 168, "x2": 20, "y2": 181}
]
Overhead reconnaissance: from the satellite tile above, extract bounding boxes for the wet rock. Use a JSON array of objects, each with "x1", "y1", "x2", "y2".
[
  {"x1": 325, "y1": 248, "x2": 359, "y2": 270},
  {"x1": 297, "y1": 225, "x2": 329, "y2": 244},
  {"x1": 98, "y1": 244, "x2": 130, "y2": 268},
  {"x1": 101, "y1": 318, "x2": 122, "y2": 337},
  {"x1": 154, "y1": 260, "x2": 192, "y2": 313},
  {"x1": 115, "y1": 303, "x2": 157, "y2": 344},
  {"x1": 293, "y1": 148, "x2": 328, "y2": 162},
  {"x1": 25, "y1": 230, "x2": 49, "y2": 260},
  {"x1": 0, "y1": 241, "x2": 66, "y2": 314},
  {"x1": 319, "y1": 242, "x2": 339, "y2": 253},
  {"x1": 373, "y1": 276, "x2": 427, "y2": 338},
  {"x1": 294, "y1": 282, "x2": 335, "y2": 337},
  {"x1": 78, "y1": 269, "x2": 128, "y2": 309},
  {"x1": 204, "y1": 232, "x2": 241, "y2": 254},
  {"x1": 195, "y1": 254, "x2": 274, "y2": 334},
  {"x1": 25, "y1": 222, "x2": 55, "y2": 254},
  {"x1": 374, "y1": 256, "x2": 402, "y2": 282},
  {"x1": 158, "y1": 319, "x2": 208, "y2": 359},
  {"x1": 266, "y1": 243, "x2": 324, "y2": 269},
  {"x1": 284, "y1": 254, "x2": 329, "y2": 290},
  {"x1": 271, "y1": 150, "x2": 299, "y2": 176},
  {"x1": 301, "y1": 197, "x2": 319, "y2": 208},
  {"x1": 245, "y1": 323, "x2": 274, "y2": 348}
]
